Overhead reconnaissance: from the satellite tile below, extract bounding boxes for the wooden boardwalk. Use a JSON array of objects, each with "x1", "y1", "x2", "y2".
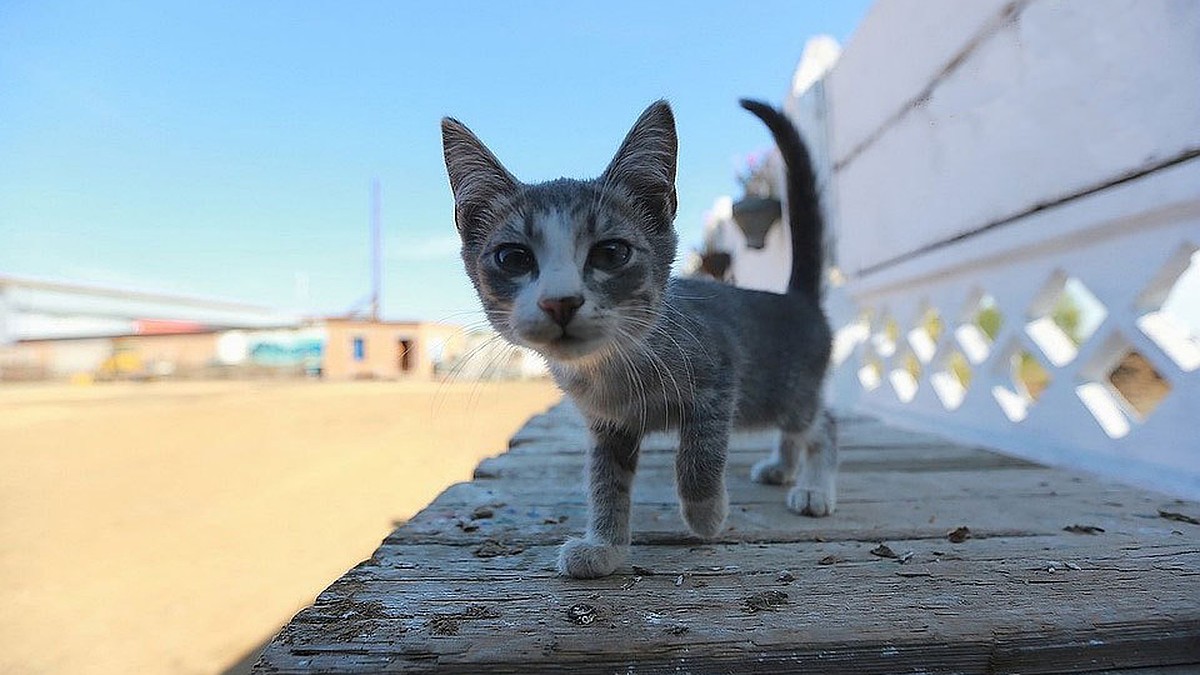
[{"x1": 255, "y1": 402, "x2": 1200, "y2": 673}]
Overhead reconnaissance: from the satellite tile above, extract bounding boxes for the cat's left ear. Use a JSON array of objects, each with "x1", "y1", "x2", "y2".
[
  {"x1": 601, "y1": 100, "x2": 678, "y2": 226},
  {"x1": 441, "y1": 117, "x2": 519, "y2": 240}
]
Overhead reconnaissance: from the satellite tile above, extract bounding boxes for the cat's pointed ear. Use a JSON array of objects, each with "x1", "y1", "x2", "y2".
[
  {"x1": 441, "y1": 117, "x2": 518, "y2": 239},
  {"x1": 601, "y1": 100, "x2": 678, "y2": 225}
]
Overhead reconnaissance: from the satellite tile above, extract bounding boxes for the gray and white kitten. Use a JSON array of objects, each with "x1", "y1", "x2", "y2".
[{"x1": 441, "y1": 99, "x2": 834, "y2": 579}]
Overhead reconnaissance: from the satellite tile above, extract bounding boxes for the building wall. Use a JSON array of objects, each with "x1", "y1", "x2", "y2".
[
  {"x1": 113, "y1": 333, "x2": 221, "y2": 375},
  {"x1": 0, "y1": 333, "x2": 222, "y2": 380},
  {"x1": 826, "y1": 0, "x2": 1200, "y2": 276},
  {"x1": 0, "y1": 338, "x2": 114, "y2": 380},
  {"x1": 322, "y1": 320, "x2": 465, "y2": 380}
]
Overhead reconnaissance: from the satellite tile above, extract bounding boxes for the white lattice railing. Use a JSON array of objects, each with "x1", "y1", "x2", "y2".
[
  {"x1": 823, "y1": 159, "x2": 1200, "y2": 499},
  {"x1": 707, "y1": 0, "x2": 1200, "y2": 498}
]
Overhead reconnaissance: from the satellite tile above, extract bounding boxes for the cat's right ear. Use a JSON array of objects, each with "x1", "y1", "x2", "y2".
[{"x1": 441, "y1": 118, "x2": 518, "y2": 240}]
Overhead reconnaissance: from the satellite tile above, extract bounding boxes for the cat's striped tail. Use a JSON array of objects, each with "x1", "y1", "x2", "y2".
[{"x1": 738, "y1": 99, "x2": 825, "y2": 300}]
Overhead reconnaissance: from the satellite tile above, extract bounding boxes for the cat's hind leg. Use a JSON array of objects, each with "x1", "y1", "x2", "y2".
[
  {"x1": 785, "y1": 410, "x2": 838, "y2": 517},
  {"x1": 750, "y1": 430, "x2": 802, "y2": 485},
  {"x1": 557, "y1": 422, "x2": 640, "y2": 579}
]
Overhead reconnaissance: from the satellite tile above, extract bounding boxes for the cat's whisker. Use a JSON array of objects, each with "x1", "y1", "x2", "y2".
[
  {"x1": 432, "y1": 312, "x2": 513, "y2": 389},
  {"x1": 613, "y1": 325, "x2": 686, "y2": 429},
  {"x1": 611, "y1": 340, "x2": 650, "y2": 439},
  {"x1": 433, "y1": 328, "x2": 513, "y2": 416},
  {"x1": 624, "y1": 305, "x2": 705, "y2": 367},
  {"x1": 616, "y1": 312, "x2": 703, "y2": 392}
]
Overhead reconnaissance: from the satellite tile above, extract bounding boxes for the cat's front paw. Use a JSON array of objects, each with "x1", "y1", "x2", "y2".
[
  {"x1": 750, "y1": 458, "x2": 792, "y2": 485},
  {"x1": 787, "y1": 485, "x2": 836, "y2": 517},
  {"x1": 556, "y1": 537, "x2": 626, "y2": 579},
  {"x1": 681, "y1": 493, "x2": 728, "y2": 538}
]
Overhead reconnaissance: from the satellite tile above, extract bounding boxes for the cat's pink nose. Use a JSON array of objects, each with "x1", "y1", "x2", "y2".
[{"x1": 538, "y1": 296, "x2": 584, "y2": 327}]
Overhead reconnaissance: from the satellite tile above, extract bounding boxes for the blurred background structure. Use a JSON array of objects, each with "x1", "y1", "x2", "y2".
[{"x1": 0, "y1": 275, "x2": 475, "y2": 381}]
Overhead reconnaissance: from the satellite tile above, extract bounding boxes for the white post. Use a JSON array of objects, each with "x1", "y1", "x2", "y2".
[{"x1": 0, "y1": 282, "x2": 11, "y2": 347}]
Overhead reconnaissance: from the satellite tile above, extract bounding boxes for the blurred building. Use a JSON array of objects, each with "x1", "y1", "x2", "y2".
[
  {"x1": 322, "y1": 319, "x2": 465, "y2": 380},
  {"x1": 0, "y1": 276, "x2": 469, "y2": 382}
]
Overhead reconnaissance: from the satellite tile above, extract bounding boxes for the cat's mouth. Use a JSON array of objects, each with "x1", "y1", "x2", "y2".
[{"x1": 528, "y1": 329, "x2": 607, "y2": 361}]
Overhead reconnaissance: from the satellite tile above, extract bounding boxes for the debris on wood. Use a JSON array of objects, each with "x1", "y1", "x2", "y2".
[
  {"x1": 456, "y1": 519, "x2": 479, "y2": 533},
  {"x1": 743, "y1": 590, "x2": 789, "y2": 613},
  {"x1": 947, "y1": 526, "x2": 971, "y2": 543},
  {"x1": 461, "y1": 604, "x2": 502, "y2": 620},
  {"x1": 665, "y1": 625, "x2": 689, "y2": 635},
  {"x1": 621, "y1": 575, "x2": 642, "y2": 590},
  {"x1": 429, "y1": 615, "x2": 460, "y2": 635},
  {"x1": 429, "y1": 603, "x2": 502, "y2": 635},
  {"x1": 870, "y1": 543, "x2": 899, "y2": 558},
  {"x1": 567, "y1": 603, "x2": 597, "y2": 626},
  {"x1": 674, "y1": 574, "x2": 686, "y2": 587},
  {"x1": 1063, "y1": 524, "x2": 1105, "y2": 535},
  {"x1": 777, "y1": 570, "x2": 796, "y2": 583},
  {"x1": 1158, "y1": 509, "x2": 1200, "y2": 525},
  {"x1": 818, "y1": 555, "x2": 844, "y2": 565},
  {"x1": 897, "y1": 550, "x2": 915, "y2": 564},
  {"x1": 473, "y1": 540, "x2": 525, "y2": 558},
  {"x1": 471, "y1": 505, "x2": 495, "y2": 520}
]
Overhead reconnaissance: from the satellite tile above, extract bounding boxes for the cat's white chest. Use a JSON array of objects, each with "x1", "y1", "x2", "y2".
[{"x1": 552, "y1": 366, "x2": 677, "y2": 431}]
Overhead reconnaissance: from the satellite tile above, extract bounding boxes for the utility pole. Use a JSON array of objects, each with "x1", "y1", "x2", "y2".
[{"x1": 370, "y1": 178, "x2": 382, "y2": 322}]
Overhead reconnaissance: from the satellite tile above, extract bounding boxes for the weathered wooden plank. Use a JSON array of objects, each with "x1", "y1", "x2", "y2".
[
  {"x1": 505, "y1": 407, "x2": 962, "y2": 457},
  {"x1": 255, "y1": 409, "x2": 1200, "y2": 674},
  {"x1": 259, "y1": 537, "x2": 1200, "y2": 673},
  {"x1": 445, "y1": 467, "x2": 1144, "y2": 506},
  {"x1": 475, "y1": 444, "x2": 1037, "y2": 481},
  {"x1": 359, "y1": 533, "x2": 1196, "y2": 581},
  {"x1": 387, "y1": 489, "x2": 1184, "y2": 548}
]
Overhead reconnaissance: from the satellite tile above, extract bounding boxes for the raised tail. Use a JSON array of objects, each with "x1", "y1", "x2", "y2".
[{"x1": 738, "y1": 98, "x2": 824, "y2": 299}]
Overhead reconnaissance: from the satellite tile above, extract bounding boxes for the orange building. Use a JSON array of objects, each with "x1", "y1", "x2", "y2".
[{"x1": 319, "y1": 319, "x2": 465, "y2": 380}]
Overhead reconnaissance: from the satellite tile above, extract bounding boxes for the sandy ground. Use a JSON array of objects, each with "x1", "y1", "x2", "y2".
[{"x1": 0, "y1": 378, "x2": 562, "y2": 675}]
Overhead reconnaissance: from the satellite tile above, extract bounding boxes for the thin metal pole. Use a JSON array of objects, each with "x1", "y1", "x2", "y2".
[{"x1": 370, "y1": 178, "x2": 382, "y2": 322}]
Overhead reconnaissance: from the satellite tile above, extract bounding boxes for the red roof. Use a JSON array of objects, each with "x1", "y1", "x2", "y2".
[{"x1": 133, "y1": 319, "x2": 209, "y2": 335}]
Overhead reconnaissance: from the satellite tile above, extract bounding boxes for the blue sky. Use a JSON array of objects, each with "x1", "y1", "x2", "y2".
[{"x1": 0, "y1": 1, "x2": 871, "y2": 323}]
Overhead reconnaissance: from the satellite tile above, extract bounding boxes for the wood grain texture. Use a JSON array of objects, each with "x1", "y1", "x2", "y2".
[{"x1": 255, "y1": 402, "x2": 1200, "y2": 674}]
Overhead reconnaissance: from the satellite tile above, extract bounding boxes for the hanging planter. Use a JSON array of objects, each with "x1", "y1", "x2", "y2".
[
  {"x1": 732, "y1": 196, "x2": 782, "y2": 249},
  {"x1": 699, "y1": 251, "x2": 732, "y2": 281}
]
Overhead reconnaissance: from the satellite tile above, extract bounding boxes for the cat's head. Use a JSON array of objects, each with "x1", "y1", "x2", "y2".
[{"x1": 441, "y1": 101, "x2": 678, "y2": 364}]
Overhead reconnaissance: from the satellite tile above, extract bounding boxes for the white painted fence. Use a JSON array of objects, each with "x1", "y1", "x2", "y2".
[{"x1": 711, "y1": 0, "x2": 1200, "y2": 498}]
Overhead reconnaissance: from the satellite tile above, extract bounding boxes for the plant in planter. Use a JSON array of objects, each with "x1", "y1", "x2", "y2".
[{"x1": 732, "y1": 151, "x2": 782, "y2": 249}]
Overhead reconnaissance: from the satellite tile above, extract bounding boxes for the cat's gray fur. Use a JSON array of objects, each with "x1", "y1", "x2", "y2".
[{"x1": 441, "y1": 99, "x2": 835, "y2": 578}]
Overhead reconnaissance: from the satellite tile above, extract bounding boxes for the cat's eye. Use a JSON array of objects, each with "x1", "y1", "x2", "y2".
[
  {"x1": 588, "y1": 240, "x2": 632, "y2": 271},
  {"x1": 494, "y1": 244, "x2": 536, "y2": 275}
]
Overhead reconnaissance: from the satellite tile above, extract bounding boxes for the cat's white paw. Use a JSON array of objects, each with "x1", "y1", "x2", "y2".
[
  {"x1": 556, "y1": 537, "x2": 626, "y2": 578},
  {"x1": 750, "y1": 458, "x2": 792, "y2": 485},
  {"x1": 786, "y1": 485, "x2": 836, "y2": 517},
  {"x1": 681, "y1": 493, "x2": 729, "y2": 538}
]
